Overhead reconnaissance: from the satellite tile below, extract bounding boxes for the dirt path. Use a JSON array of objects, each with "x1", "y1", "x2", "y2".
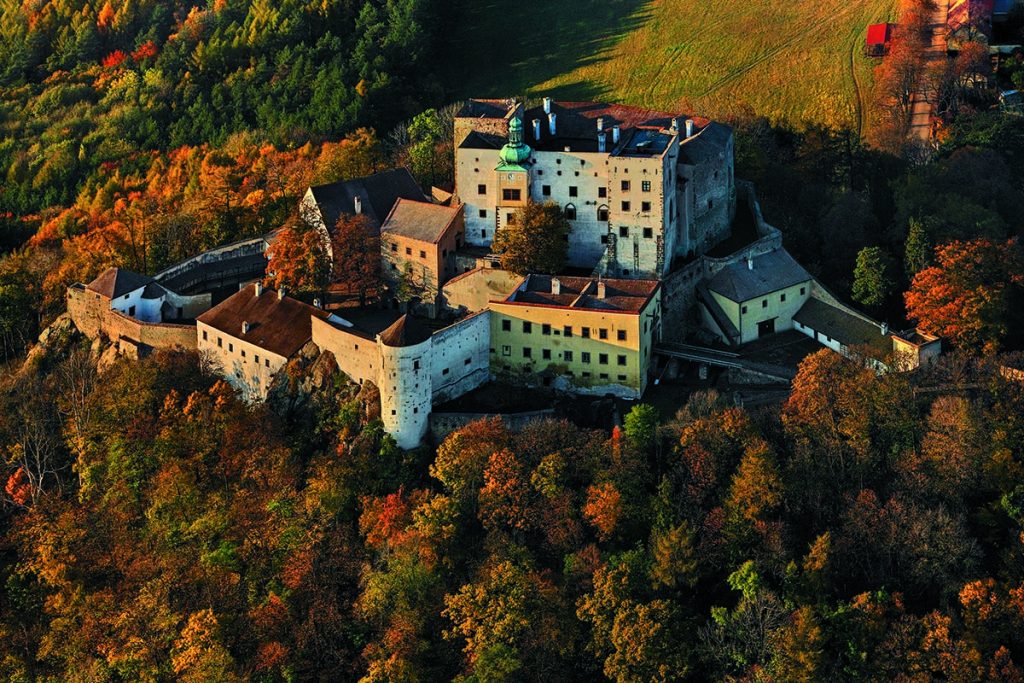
[{"x1": 908, "y1": 0, "x2": 950, "y2": 142}]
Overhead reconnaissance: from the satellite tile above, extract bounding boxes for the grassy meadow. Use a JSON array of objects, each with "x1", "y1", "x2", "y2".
[{"x1": 443, "y1": 0, "x2": 898, "y2": 134}]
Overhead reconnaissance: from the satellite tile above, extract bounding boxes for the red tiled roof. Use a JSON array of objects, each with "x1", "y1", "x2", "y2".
[
  {"x1": 197, "y1": 284, "x2": 329, "y2": 359},
  {"x1": 866, "y1": 23, "x2": 892, "y2": 45},
  {"x1": 379, "y1": 314, "x2": 432, "y2": 347},
  {"x1": 381, "y1": 199, "x2": 461, "y2": 244},
  {"x1": 504, "y1": 275, "x2": 659, "y2": 313}
]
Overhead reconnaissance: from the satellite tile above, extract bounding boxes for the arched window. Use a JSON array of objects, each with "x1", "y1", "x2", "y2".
[
  {"x1": 597, "y1": 204, "x2": 609, "y2": 222},
  {"x1": 564, "y1": 203, "x2": 577, "y2": 220}
]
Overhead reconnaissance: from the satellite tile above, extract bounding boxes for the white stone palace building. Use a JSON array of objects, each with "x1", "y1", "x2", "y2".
[{"x1": 454, "y1": 98, "x2": 735, "y2": 278}]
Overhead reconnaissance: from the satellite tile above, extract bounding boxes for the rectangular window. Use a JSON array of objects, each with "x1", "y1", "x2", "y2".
[
  {"x1": 642, "y1": 180, "x2": 651, "y2": 192},
  {"x1": 255, "y1": 355, "x2": 259, "y2": 364},
  {"x1": 600, "y1": 372, "x2": 609, "y2": 379},
  {"x1": 542, "y1": 349, "x2": 551, "y2": 360},
  {"x1": 619, "y1": 226, "x2": 629, "y2": 238},
  {"x1": 478, "y1": 184, "x2": 487, "y2": 194},
  {"x1": 600, "y1": 234, "x2": 609, "y2": 244},
  {"x1": 265, "y1": 359, "x2": 270, "y2": 368},
  {"x1": 542, "y1": 185, "x2": 551, "y2": 196},
  {"x1": 741, "y1": 305, "x2": 748, "y2": 314},
  {"x1": 618, "y1": 374, "x2": 627, "y2": 381},
  {"x1": 621, "y1": 180, "x2": 630, "y2": 191},
  {"x1": 762, "y1": 299, "x2": 768, "y2": 308},
  {"x1": 563, "y1": 325, "x2": 572, "y2": 337},
  {"x1": 507, "y1": 213, "x2": 515, "y2": 224},
  {"x1": 780, "y1": 293, "x2": 786, "y2": 302},
  {"x1": 481, "y1": 229, "x2": 487, "y2": 238},
  {"x1": 502, "y1": 319, "x2": 511, "y2": 331},
  {"x1": 202, "y1": 330, "x2": 208, "y2": 341},
  {"x1": 228, "y1": 343, "x2": 233, "y2": 353},
  {"x1": 598, "y1": 187, "x2": 607, "y2": 198},
  {"x1": 523, "y1": 321, "x2": 532, "y2": 333},
  {"x1": 128, "y1": 305, "x2": 136, "y2": 317},
  {"x1": 217, "y1": 337, "x2": 223, "y2": 347},
  {"x1": 599, "y1": 353, "x2": 609, "y2": 365},
  {"x1": 523, "y1": 347, "x2": 532, "y2": 359},
  {"x1": 464, "y1": 357, "x2": 472, "y2": 365},
  {"x1": 414, "y1": 359, "x2": 420, "y2": 370},
  {"x1": 583, "y1": 371, "x2": 592, "y2": 378},
  {"x1": 582, "y1": 327, "x2": 590, "y2": 338},
  {"x1": 443, "y1": 368, "x2": 450, "y2": 375},
  {"x1": 406, "y1": 247, "x2": 412, "y2": 255},
  {"x1": 641, "y1": 201, "x2": 651, "y2": 213},
  {"x1": 241, "y1": 349, "x2": 246, "y2": 358},
  {"x1": 617, "y1": 330, "x2": 626, "y2": 341},
  {"x1": 502, "y1": 189, "x2": 521, "y2": 201},
  {"x1": 800, "y1": 287, "x2": 806, "y2": 295},
  {"x1": 542, "y1": 324, "x2": 551, "y2": 335},
  {"x1": 621, "y1": 201, "x2": 631, "y2": 212},
  {"x1": 643, "y1": 227, "x2": 653, "y2": 238},
  {"x1": 479, "y1": 209, "x2": 488, "y2": 218},
  {"x1": 599, "y1": 328, "x2": 608, "y2": 340},
  {"x1": 419, "y1": 250, "x2": 426, "y2": 259},
  {"x1": 391, "y1": 243, "x2": 398, "y2": 252},
  {"x1": 582, "y1": 352, "x2": 591, "y2": 363},
  {"x1": 563, "y1": 350, "x2": 573, "y2": 361},
  {"x1": 569, "y1": 186, "x2": 578, "y2": 197},
  {"x1": 617, "y1": 354, "x2": 627, "y2": 366}
]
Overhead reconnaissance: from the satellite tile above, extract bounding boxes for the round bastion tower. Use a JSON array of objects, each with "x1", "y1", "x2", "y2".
[{"x1": 376, "y1": 315, "x2": 433, "y2": 449}]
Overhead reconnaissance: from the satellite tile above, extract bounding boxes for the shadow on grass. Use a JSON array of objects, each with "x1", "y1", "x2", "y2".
[{"x1": 439, "y1": 0, "x2": 653, "y2": 101}]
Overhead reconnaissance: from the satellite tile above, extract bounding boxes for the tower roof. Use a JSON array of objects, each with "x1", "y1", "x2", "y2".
[
  {"x1": 378, "y1": 314, "x2": 432, "y2": 347},
  {"x1": 497, "y1": 116, "x2": 532, "y2": 169}
]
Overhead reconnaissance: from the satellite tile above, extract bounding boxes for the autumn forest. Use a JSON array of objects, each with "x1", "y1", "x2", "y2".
[{"x1": 3, "y1": 0, "x2": 1024, "y2": 681}]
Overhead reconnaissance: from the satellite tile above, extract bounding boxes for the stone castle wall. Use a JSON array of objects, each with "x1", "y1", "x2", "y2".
[{"x1": 67, "y1": 285, "x2": 197, "y2": 354}]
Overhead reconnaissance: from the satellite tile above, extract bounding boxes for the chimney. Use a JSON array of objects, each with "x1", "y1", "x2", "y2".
[
  {"x1": 596, "y1": 117, "x2": 604, "y2": 132},
  {"x1": 278, "y1": 286, "x2": 286, "y2": 301},
  {"x1": 881, "y1": 322, "x2": 889, "y2": 336},
  {"x1": 596, "y1": 280, "x2": 606, "y2": 299},
  {"x1": 543, "y1": 97, "x2": 552, "y2": 114},
  {"x1": 598, "y1": 132, "x2": 607, "y2": 153},
  {"x1": 353, "y1": 195, "x2": 362, "y2": 215},
  {"x1": 532, "y1": 118, "x2": 541, "y2": 140},
  {"x1": 551, "y1": 278, "x2": 561, "y2": 295},
  {"x1": 254, "y1": 281, "x2": 263, "y2": 297},
  {"x1": 612, "y1": 125, "x2": 620, "y2": 144},
  {"x1": 671, "y1": 117, "x2": 679, "y2": 133},
  {"x1": 746, "y1": 256, "x2": 754, "y2": 271},
  {"x1": 313, "y1": 298, "x2": 322, "y2": 309},
  {"x1": 548, "y1": 112, "x2": 557, "y2": 135},
  {"x1": 242, "y1": 321, "x2": 250, "y2": 335},
  {"x1": 685, "y1": 118, "x2": 695, "y2": 137}
]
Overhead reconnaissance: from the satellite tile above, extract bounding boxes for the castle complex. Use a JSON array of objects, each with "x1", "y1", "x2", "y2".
[{"x1": 66, "y1": 98, "x2": 942, "y2": 450}]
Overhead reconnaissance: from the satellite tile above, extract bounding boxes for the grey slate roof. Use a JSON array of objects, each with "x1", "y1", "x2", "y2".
[
  {"x1": 679, "y1": 121, "x2": 732, "y2": 165},
  {"x1": 706, "y1": 249, "x2": 811, "y2": 303},
  {"x1": 86, "y1": 267, "x2": 154, "y2": 299},
  {"x1": 793, "y1": 297, "x2": 892, "y2": 359},
  {"x1": 307, "y1": 168, "x2": 427, "y2": 233},
  {"x1": 381, "y1": 199, "x2": 461, "y2": 244}
]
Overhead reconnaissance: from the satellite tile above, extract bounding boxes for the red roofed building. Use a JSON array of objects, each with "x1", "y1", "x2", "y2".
[{"x1": 865, "y1": 23, "x2": 894, "y2": 57}]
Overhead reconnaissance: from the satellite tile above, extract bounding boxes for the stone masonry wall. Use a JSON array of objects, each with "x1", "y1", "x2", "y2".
[{"x1": 68, "y1": 285, "x2": 197, "y2": 353}]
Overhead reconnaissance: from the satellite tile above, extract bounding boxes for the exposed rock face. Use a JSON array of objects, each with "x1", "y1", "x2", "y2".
[
  {"x1": 266, "y1": 342, "x2": 339, "y2": 414},
  {"x1": 23, "y1": 313, "x2": 83, "y2": 370}
]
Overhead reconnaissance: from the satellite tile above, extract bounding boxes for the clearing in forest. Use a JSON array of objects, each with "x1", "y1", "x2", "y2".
[{"x1": 442, "y1": 0, "x2": 898, "y2": 133}]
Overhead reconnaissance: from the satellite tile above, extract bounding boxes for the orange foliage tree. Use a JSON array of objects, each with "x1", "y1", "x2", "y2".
[
  {"x1": 905, "y1": 238, "x2": 1024, "y2": 351},
  {"x1": 264, "y1": 216, "x2": 331, "y2": 295},
  {"x1": 331, "y1": 213, "x2": 380, "y2": 305}
]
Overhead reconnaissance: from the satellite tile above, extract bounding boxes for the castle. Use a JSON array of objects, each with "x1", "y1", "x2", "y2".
[{"x1": 66, "y1": 98, "x2": 941, "y2": 450}]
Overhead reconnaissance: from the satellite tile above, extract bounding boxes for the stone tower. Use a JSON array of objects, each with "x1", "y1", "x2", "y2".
[{"x1": 377, "y1": 315, "x2": 433, "y2": 449}]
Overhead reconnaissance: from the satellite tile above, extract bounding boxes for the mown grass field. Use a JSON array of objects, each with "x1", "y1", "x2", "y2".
[{"x1": 443, "y1": 0, "x2": 898, "y2": 135}]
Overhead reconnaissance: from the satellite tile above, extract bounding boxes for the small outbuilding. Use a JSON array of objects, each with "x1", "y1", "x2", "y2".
[{"x1": 865, "y1": 23, "x2": 895, "y2": 57}]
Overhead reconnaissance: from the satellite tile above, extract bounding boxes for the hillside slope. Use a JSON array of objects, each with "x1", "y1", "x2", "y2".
[{"x1": 442, "y1": 0, "x2": 897, "y2": 133}]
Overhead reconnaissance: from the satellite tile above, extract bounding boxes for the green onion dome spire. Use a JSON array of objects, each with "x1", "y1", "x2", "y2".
[{"x1": 498, "y1": 116, "x2": 532, "y2": 167}]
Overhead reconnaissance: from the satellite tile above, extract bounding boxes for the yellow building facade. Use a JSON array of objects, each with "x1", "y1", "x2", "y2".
[{"x1": 489, "y1": 275, "x2": 661, "y2": 398}]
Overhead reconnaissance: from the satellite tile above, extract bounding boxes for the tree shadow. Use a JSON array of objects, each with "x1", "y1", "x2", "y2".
[{"x1": 439, "y1": 0, "x2": 653, "y2": 101}]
